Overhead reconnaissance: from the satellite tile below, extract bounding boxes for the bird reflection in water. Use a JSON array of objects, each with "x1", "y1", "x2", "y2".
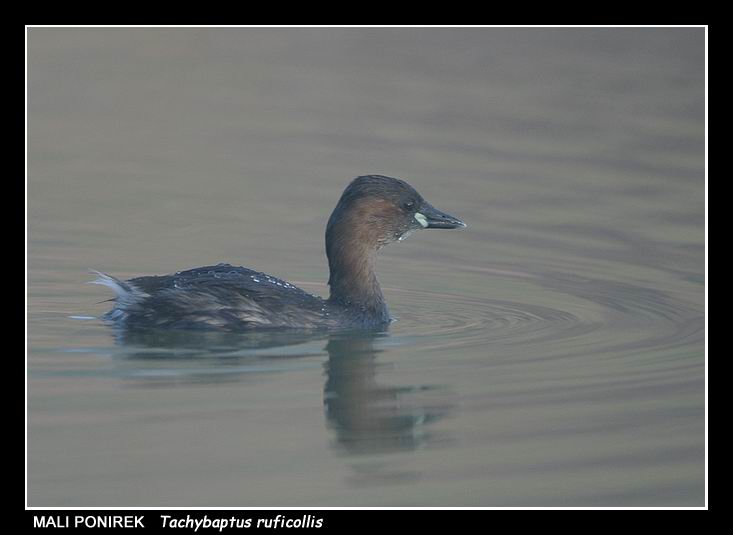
[
  {"x1": 323, "y1": 333, "x2": 452, "y2": 456},
  {"x1": 109, "y1": 327, "x2": 453, "y2": 457}
]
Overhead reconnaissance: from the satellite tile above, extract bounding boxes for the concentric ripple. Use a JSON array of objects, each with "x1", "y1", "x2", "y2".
[{"x1": 386, "y1": 270, "x2": 704, "y2": 359}]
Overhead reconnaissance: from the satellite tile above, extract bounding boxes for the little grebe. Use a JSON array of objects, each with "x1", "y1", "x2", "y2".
[{"x1": 92, "y1": 175, "x2": 466, "y2": 330}]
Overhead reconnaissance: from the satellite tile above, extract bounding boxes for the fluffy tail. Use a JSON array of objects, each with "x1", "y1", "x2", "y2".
[{"x1": 87, "y1": 270, "x2": 147, "y2": 310}]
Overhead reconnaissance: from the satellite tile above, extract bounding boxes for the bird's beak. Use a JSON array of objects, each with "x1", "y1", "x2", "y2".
[{"x1": 414, "y1": 204, "x2": 467, "y2": 229}]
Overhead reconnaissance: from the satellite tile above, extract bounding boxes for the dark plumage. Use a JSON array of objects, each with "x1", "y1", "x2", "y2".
[{"x1": 92, "y1": 175, "x2": 466, "y2": 331}]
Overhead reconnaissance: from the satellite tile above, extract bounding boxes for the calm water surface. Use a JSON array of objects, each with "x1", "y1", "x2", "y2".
[{"x1": 27, "y1": 28, "x2": 705, "y2": 506}]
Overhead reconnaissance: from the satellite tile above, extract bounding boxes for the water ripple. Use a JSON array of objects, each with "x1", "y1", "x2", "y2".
[{"x1": 388, "y1": 270, "x2": 703, "y2": 359}]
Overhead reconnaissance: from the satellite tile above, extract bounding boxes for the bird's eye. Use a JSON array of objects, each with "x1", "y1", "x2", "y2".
[{"x1": 402, "y1": 201, "x2": 415, "y2": 211}]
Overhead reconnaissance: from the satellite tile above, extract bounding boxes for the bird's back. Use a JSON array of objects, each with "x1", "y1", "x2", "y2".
[{"x1": 94, "y1": 263, "x2": 333, "y2": 330}]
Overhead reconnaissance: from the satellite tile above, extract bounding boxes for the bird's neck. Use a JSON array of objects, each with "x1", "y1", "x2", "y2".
[{"x1": 325, "y1": 223, "x2": 389, "y2": 322}]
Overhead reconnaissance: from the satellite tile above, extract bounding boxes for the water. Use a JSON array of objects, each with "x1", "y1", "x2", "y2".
[{"x1": 27, "y1": 27, "x2": 705, "y2": 507}]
